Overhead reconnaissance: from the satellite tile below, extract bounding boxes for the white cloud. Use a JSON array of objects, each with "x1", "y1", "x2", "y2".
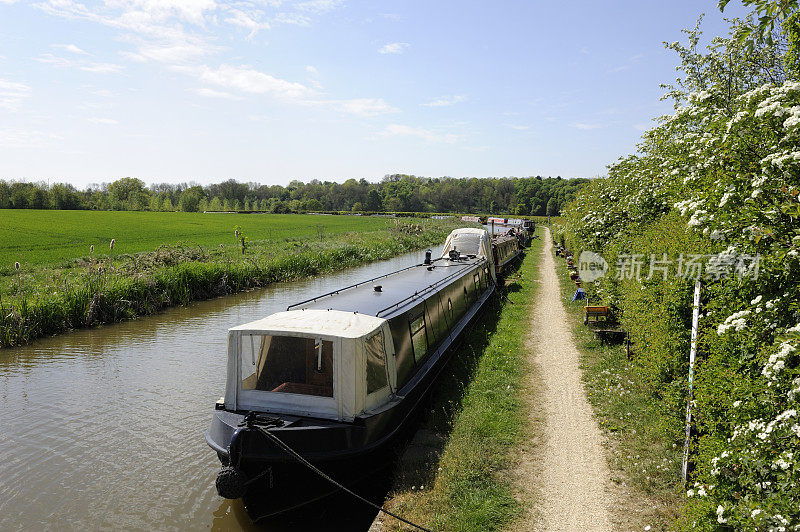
[
  {"x1": 53, "y1": 43, "x2": 88, "y2": 55},
  {"x1": 274, "y1": 12, "x2": 311, "y2": 25},
  {"x1": 35, "y1": 53, "x2": 75, "y2": 67},
  {"x1": 422, "y1": 94, "x2": 466, "y2": 107},
  {"x1": 37, "y1": 53, "x2": 124, "y2": 73},
  {"x1": 379, "y1": 42, "x2": 409, "y2": 55},
  {"x1": 296, "y1": 0, "x2": 343, "y2": 14},
  {"x1": 378, "y1": 124, "x2": 462, "y2": 144},
  {"x1": 80, "y1": 62, "x2": 125, "y2": 73},
  {"x1": 633, "y1": 123, "x2": 650, "y2": 132},
  {"x1": 0, "y1": 128, "x2": 62, "y2": 148},
  {"x1": 199, "y1": 64, "x2": 315, "y2": 99},
  {"x1": 572, "y1": 123, "x2": 602, "y2": 130},
  {"x1": 224, "y1": 8, "x2": 270, "y2": 38},
  {"x1": 0, "y1": 78, "x2": 31, "y2": 111},
  {"x1": 192, "y1": 87, "x2": 241, "y2": 99},
  {"x1": 306, "y1": 65, "x2": 318, "y2": 74},
  {"x1": 330, "y1": 98, "x2": 398, "y2": 116},
  {"x1": 88, "y1": 117, "x2": 119, "y2": 124},
  {"x1": 123, "y1": 41, "x2": 210, "y2": 63},
  {"x1": 609, "y1": 53, "x2": 644, "y2": 73},
  {"x1": 505, "y1": 124, "x2": 529, "y2": 130}
]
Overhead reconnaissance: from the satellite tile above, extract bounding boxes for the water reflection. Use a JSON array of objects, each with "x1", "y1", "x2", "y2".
[{"x1": 0, "y1": 247, "x2": 439, "y2": 531}]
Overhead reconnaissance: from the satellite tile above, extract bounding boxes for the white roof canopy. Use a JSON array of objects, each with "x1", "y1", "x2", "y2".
[
  {"x1": 230, "y1": 309, "x2": 385, "y2": 338},
  {"x1": 441, "y1": 227, "x2": 491, "y2": 258},
  {"x1": 226, "y1": 309, "x2": 393, "y2": 421}
]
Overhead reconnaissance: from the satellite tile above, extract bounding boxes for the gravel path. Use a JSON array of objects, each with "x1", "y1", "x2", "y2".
[{"x1": 514, "y1": 229, "x2": 614, "y2": 532}]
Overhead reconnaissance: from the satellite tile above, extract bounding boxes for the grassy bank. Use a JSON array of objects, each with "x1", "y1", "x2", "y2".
[
  {"x1": 379, "y1": 228, "x2": 542, "y2": 531},
  {"x1": 0, "y1": 214, "x2": 465, "y2": 347},
  {"x1": 550, "y1": 237, "x2": 684, "y2": 530},
  {"x1": 0, "y1": 210, "x2": 387, "y2": 268}
]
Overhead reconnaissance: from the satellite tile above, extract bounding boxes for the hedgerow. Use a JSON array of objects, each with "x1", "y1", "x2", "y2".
[{"x1": 556, "y1": 16, "x2": 800, "y2": 531}]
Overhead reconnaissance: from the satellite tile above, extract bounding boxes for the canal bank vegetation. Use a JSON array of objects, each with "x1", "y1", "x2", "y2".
[
  {"x1": 554, "y1": 8, "x2": 800, "y2": 529},
  {"x1": 379, "y1": 229, "x2": 542, "y2": 531},
  {"x1": 0, "y1": 215, "x2": 465, "y2": 347}
]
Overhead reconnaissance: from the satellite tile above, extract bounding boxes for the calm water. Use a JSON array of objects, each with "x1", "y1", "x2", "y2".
[{"x1": 0, "y1": 246, "x2": 440, "y2": 531}]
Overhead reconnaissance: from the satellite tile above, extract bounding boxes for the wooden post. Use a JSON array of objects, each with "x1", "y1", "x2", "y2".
[{"x1": 682, "y1": 280, "x2": 702, "y2": 483}]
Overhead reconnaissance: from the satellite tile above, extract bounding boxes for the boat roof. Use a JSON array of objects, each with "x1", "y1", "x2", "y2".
[
  {"x1": 230, "y1": 309, "x2": 385, "y2": 338},
  {"x1": 291, "y1": 256, "x2": 485, "y2": 319}
]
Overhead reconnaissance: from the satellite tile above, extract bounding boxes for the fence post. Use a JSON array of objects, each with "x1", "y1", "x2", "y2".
[{"x1": 682, "y1": 279, "x2": 702, "y2": 483}]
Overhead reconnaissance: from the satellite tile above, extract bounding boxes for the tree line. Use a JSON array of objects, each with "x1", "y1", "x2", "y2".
[{"x1": 0, "y1": 174, "x2": 587, "y2": 216}]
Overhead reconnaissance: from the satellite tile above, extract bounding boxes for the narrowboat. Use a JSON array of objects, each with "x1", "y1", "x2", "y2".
[
  {"x1": 205, "y1": 228, "x2": 510, "y2": 521},
  {"x1": 491, "y1": 233, "x2": 521, "y2": 272}
]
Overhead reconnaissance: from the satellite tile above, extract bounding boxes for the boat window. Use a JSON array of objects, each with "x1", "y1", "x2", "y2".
[
  {"x1": 240, "y1": 334, "x2": 333, "y2": 397},
  {"x1": 473, "y1": 272, "x2": 480, "y2": 292},
  {"x1": 409, "y1": 313, "x2": 428, "y2": 362},
  {"x1": 365, "y1": 331, "x2": 388, "y2": 394},
  {"x1": 447, "y1": 298, "x2": 453, "y2": 319}
]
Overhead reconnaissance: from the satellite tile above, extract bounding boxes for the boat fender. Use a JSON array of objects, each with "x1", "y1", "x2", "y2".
[
  {"x1": 216, "y1": 465, "x2": 248, "y2": 500},
  {"x1": 215, "y1": 412, "x2": 284, "y2": 499},
  {"x1": 216, "y1": 425, "x2": 249, "y2": 499}
]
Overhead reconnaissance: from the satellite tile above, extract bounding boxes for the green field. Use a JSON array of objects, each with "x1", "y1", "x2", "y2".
[
  {"x1": 0, "y1": 210, "x2": 383, "y2": 269},
  {"x1": 0, "y1": 211, "x2": 464, "y2": 347}
]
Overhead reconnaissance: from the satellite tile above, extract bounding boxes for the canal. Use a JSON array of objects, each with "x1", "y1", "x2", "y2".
[{"x1": 0, "y1": 246, "x2": 442, "y2": 531}]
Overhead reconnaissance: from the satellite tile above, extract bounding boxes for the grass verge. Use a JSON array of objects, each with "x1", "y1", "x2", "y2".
[
  {"x1": 550, "y1": 236, "x2": 685, "y2": 530},
  {"x1": 0, "y1": 217, "x2": 464, "y2": 347},
  {"x1": 378, "y1": 228, "x2": 543, "y2": 531}
]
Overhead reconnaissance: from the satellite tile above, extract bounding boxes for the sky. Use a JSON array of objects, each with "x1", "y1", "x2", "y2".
[{"x1": 0, "y1": 0, "x2": 749, "y2": 187}]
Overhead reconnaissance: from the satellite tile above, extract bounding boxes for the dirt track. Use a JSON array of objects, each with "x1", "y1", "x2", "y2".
[{"x1": 514, "y1": 228, "x2": 614, "y2": 531}]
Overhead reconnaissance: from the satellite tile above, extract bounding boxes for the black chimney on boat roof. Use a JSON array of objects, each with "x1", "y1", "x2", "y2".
[
  {"x1": 373, "y1": 285, "x2": 382, "y2": 292},
  {"x1": 424, "y1": 249, "x2": 432, "y2": 265}
]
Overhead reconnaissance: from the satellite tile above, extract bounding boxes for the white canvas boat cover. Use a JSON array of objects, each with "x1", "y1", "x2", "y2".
[
  {"x1": 226, "y1": 310, "x2": 394, "y2": 421},
  {"x1": 441, "y1": 227, "x2": 496, "y2": 282},
  {"x1": 230, "y1": 309, "x2": 385, "y2": 338},
  {"x1": 441, "y1": 228, "x2": 492, "y2": 260}
]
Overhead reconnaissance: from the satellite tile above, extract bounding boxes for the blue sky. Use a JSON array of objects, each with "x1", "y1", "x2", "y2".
[{"x1": 0, "y1": 0, "x2": 748, "y2": 187}]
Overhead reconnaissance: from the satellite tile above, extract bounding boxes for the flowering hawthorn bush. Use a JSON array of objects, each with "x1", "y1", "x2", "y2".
[{"x1": 559, "y1": 18, "x2": 800, "y2": 530}]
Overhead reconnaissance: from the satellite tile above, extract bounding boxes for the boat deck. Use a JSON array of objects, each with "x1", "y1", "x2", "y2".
[{"x1": 288, "y1": 256, "x2": 486, "y2": 319}]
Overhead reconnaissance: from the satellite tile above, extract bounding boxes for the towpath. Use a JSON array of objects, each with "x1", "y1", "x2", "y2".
[{"x1": 513, "y1": 228, "x2": 614, "y2": 531}]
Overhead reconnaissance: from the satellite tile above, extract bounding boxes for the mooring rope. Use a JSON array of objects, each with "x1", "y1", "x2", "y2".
[{"x1": 253, "y1": 425, "x2": 433, "y2": 532}]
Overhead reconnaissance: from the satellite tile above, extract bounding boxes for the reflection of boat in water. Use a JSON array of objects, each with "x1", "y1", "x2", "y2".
[{"x1": 206, "y1": 228, "x2": 516, "y2": 521}]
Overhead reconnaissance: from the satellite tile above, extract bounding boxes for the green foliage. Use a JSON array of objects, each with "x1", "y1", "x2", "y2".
[
  {"x1": 558, "y1": 15, "x2": 800, "y2": 530},
  {"x1": 0, "y1": 175, "x2": 587, "y2": 216},
  {"x1": 719, "y1": 0, "x2": 798, "y2": 44}
]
